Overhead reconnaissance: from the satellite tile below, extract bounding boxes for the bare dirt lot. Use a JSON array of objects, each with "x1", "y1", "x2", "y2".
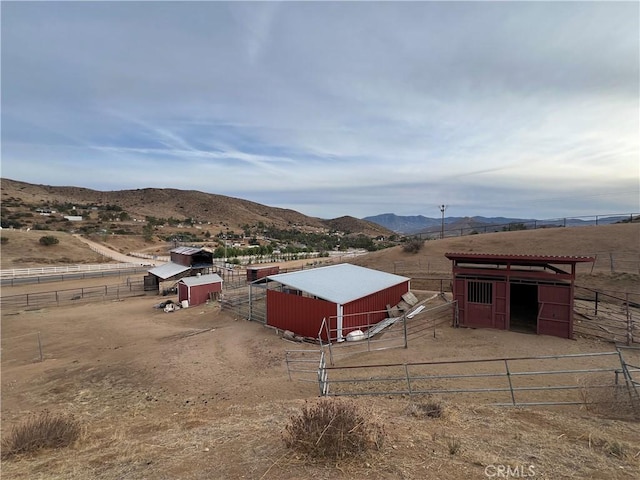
[{"x1": 2, "y1": 225, "x2": 639, "y2": 479}]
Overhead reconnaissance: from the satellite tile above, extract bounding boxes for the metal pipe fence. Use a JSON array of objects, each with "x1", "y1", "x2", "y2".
[
  {"x1": 319, "y1": 301, "x2": 455, "y2": 366},
  {"x1": 0, "y1": 280, "x2": 147, "y2": 310},
  {"x1": 317, "y1": 351, "x2": 638, "y2": 412}
]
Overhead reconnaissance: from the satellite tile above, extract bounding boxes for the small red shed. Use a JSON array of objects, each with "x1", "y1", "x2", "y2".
[
  {"x1": 177, "y1": 273, "x2": 223, "y2": 306},
  {"x1": 445, "y1": 253, "x2": 595, "y2": 339},
  {"x1": 261, "y1": 263, "x2": 410, "y2": 341}
]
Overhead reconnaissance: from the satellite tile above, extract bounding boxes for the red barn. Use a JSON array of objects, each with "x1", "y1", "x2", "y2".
[
  {"x1": 177, "y1": 273, "x2": 223, "y2": 306},
  {"x1": 445, "y1": 253, "x2": 595, "y2": 339},
  {"x1": 262, "y1": 264, "x2": 410, "y2": 341}
]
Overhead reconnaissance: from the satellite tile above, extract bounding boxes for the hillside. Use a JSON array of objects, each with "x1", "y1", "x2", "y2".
[
  {"x1": 1, "y1": 178, "x2": 391, "y2": 237},
  {"x1": 353, "y1": 223, "x2": 640, "y2": 294}
]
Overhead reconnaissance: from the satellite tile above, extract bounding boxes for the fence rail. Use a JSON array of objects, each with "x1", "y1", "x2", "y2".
[
  {"x1": 0, "y1": 281, "x2": 147, "y2": 310},
  {"x1": 317, "y1": 351, "x2": 638, "y2": 412},
  {"x1": 0, "y1": 263, "x2": 149, "y2": 279}
]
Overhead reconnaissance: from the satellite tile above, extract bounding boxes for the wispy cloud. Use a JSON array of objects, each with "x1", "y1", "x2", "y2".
[{"x1": 1, "y1": 1, "x2": 637, "y2": 219}]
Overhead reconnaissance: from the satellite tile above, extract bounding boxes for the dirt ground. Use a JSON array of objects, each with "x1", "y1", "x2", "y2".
[{"x1": 2, "y1": 282, "x2": 639, "y2": 479}]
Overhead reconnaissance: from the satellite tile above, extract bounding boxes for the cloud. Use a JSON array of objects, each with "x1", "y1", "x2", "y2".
[{"x1": 1, "y1": 1, "x2": 638, "y2": 220}]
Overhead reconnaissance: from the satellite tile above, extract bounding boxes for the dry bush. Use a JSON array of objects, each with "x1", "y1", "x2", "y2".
[
  {"x1": 1, "y1": 410, "x2": 81, "y2": 459},
  {"x1": 283, "y1": 399, "x2": 385, "y2": 460},
  {"x1": 406, "y1": 400, "x2": 444, "y2": 419},
  {"x1": 578, "y1": 376, "x2": 639, "y2": 420},
  {"x1": 402, "y1": 239, "x2": 424, "y2": 254}
]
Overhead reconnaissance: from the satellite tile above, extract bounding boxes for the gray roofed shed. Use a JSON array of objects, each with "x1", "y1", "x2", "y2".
[{"x1": 148, "y1": 262, "x2": 190, "y2": 280}]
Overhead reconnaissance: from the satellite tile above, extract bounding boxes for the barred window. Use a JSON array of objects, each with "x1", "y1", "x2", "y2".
[{"x1": 467, "y1": 281, "x2": 492, "y2": 304}]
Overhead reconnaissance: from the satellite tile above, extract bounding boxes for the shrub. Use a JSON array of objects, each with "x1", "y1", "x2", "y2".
[
  {"x1": 1, "y1": 411, "x2": 81, "y2": 459},
  {"x1": 0, "y1": 236, "x2": 8, "y2": 245},
  {"x1": 402, "y1": 238, "x2": 424, "y2": 253},
  {"x1": 283, "y1": 399, "x2": 385, "y2": 460},
  {"x1": 406, "y1": 400, "x2": 444, "y2": 419},
  {"x1": 39, "y1": 235, "x2": 59, "y2": 246}
]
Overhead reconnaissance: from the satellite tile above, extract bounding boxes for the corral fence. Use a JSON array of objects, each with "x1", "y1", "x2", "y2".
[
  {"x1": 319, "y1": 300, "x2": 455, "y2": 366},
  {"x1": 1, "y1": 332, "x2": 44, "y2": 366},
  {"x1": 0, "y1": 280, "x2": 147, "y2": 310},
  {"x1": 317, "y1": 350, "x2": 639, "y2": 413},
  {"x1": 574, "y1": 287, "x2": 639, "y2": 345},
  {"x1": 285, "y1": 349, "x2": 329, "y2": 395}
]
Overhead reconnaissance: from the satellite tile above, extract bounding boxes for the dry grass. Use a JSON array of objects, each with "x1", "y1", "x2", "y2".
[{"x1": 1, "y1": 410, "x2": 81, "y2": 459}]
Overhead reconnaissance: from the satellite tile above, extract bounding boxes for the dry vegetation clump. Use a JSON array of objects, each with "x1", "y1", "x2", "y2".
[
  {"x1": 405, "y1": 399, "x2": 445, "y2": 419},
  {"x1": 283, "y1": 399, "x2": 385, "y2": 460},
  {"x1": 577, "y1": 375, "x2": 640, "y2": 420},
  {"x1": 402, "y1": 238, "x2": 424, "y2": 254},
  {"x1": 1, "y1": 410, "x2": 81, "y2": 459}
]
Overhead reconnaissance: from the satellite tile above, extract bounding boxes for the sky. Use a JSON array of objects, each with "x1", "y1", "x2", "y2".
[{"x1": 1, "y1": 1, "x2": 638, "y2": 220}]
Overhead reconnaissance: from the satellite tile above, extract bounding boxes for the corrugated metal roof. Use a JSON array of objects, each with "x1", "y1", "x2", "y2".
[
  {"x1": 178, "y1": 274, "x2": 223, "y2": 287},
  {"x1": 148, "y1": 262, "x2": 190, "y2": 279},
  {"x1": 266, "y1": 263, "x2": 410, "y2": 305},
  {"x1": 444, "y1": 253, "x2": 596, "y2": 263},
  {"x1": 171, "y1": 246, "x2": 203, "y2": 255}
]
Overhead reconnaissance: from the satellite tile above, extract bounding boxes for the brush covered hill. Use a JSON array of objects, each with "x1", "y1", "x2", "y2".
[{"x1": 0, "y1": 178, "x2": 392, "y2": 237}]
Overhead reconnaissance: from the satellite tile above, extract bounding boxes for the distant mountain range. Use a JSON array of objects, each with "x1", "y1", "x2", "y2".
[{"x1": 363, "y1": 213, "x2": 634, "y2": 235}]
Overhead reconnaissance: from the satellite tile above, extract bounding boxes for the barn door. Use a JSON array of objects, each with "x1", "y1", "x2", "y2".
[
  {"x1": 538, "y1": 285, "x2": 572, "y2": 338},
  {"x1": 465, "y1": 280, "x2": 494, "y2": 328}
]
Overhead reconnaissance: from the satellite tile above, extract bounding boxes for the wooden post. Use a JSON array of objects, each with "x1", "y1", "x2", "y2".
[{"x1": 37, "y1": 332, "x2": 43, "y2": 362}]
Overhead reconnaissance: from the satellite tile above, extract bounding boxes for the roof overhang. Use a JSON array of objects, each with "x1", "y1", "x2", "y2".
[{"x1": 266, "y1": 263, "x2": 410, "y2": 305}]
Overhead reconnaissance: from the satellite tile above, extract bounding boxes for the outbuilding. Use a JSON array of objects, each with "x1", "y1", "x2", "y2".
[
  {"x1": 445, "y1": 253, "x2": 595, "y2": 339},
  {"x1": 246, "y1": 265, "x2": 280, "y2": 282},
  {"x1": 260, "y1": 263, "x2": 410, "y2": 341},
  {"x1": 177, "y1": 273, "x2": 223, "y2": 306}
]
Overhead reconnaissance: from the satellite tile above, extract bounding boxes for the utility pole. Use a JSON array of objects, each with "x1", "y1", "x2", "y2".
[{"x1": 439, "y1": 205, "x2": 447, "y2": 240}]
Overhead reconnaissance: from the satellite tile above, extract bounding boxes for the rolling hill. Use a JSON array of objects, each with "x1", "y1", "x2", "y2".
[{"x1": 0, "y1": 178, "x2": 391, "y2": 237}]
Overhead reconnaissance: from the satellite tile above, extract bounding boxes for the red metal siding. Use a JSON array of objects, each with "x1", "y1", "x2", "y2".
[
  {"x1": 343, "y1": 281, "x2": 410, "y2": 333},
  {"x1": 247, "y1": 266, "x2": 280, "y2": 282},
  {"x1": 538, "y1": 284, "x2": 572, "y2": 339},
  {"x1": 178, "y1": 283, "x2": 189, "y2": 303},
  {"x1": 179, "y1": 282, "x2": 222, "y2": 306},
  {"x1": 454, "y1": 278, "x2": 466, "y2": 326},
  {"x1": 267, "y1": 289, "x2": 337, "y2": 340},
  {"x1": 171, "y1": 252, "x2": 191, "y2": 267},
  {"x1": 495, "y1": 281, "x2": 508, "y2": 330}
]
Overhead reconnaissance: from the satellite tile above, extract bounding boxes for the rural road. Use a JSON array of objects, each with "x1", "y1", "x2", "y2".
[{"x1": 73, "y1": 235, "x2": 166, "y2": 266}]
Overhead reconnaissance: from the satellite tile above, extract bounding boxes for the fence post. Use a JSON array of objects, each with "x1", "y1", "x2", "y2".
[
  {"x1": 627, "y1": 293, "x2": 632, "y2": 346},
  {"x1": 403, "y1": 314, "x2": 409, "y2": 349},
  {"x1": 610, "y1": 253, "x2": 615, "y2": 273},
  {"x1": 405, "y1": 364, "x2": 412, "y2": 395},
  {"x1": 595, "y1": 292, "x2": 599, "y2": 316},
  {"x1": 504, "y1": 359, "x2": 516, "y2": 406},
  {"x1": 37, "y1": 332, "x2": 43, "y2": 362}
]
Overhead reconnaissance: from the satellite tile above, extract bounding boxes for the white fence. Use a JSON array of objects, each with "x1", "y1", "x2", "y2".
[{"x1": 0, "y1": 263, "x2": 147, "y2": 279}]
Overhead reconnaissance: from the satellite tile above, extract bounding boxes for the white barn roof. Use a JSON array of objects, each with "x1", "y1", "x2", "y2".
[
  {"x1": 266, "y1": 263, "x2": 409, "y2": 305},
  {"x1": 148, "y1": 262, "x2": 190, "y2": 280},
  {"x1": 178, "y1": 273, "x2": 223, "y2": 287}
]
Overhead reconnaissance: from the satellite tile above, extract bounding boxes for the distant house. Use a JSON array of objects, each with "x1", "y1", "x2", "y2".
[
  {"x1": 64, "y1": 215, "x2": 83, "y2": 222},
  {"x1": 177, "y1": 273, "x2": 223, "y2": 306}
]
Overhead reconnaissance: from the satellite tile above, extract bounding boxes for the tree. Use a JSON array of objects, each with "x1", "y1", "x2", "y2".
[
  {"x1": 142, "y1": 223, "x2": 154, "y2": 242},
  {"x1": 39, "y1": 235, "x2": 59, "y2": 246}
]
